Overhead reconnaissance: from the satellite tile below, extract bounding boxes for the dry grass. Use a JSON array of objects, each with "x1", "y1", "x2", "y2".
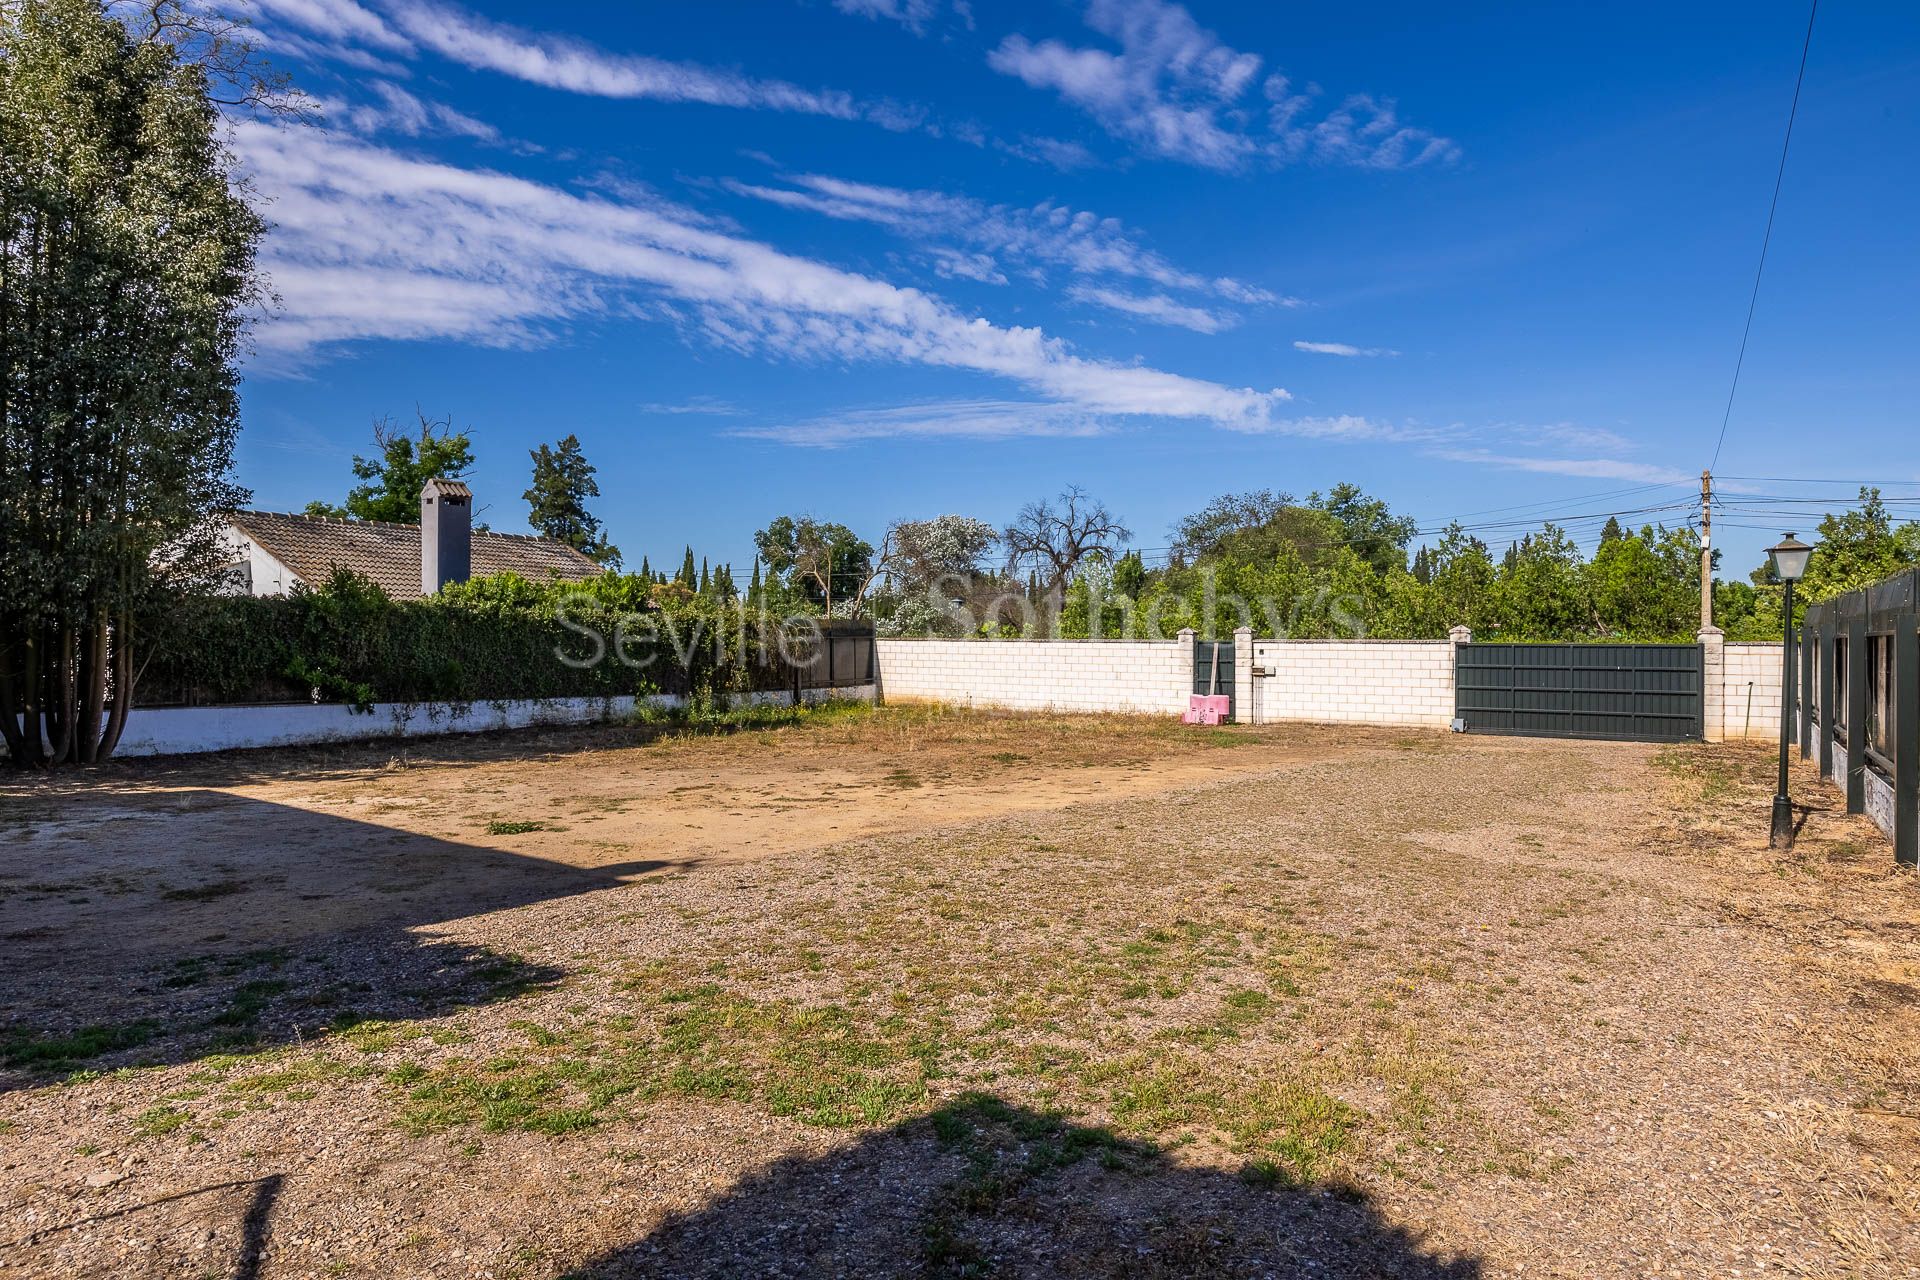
[{"x1": 1, "y1": 709, "x2": 1916, "y2": 1277}]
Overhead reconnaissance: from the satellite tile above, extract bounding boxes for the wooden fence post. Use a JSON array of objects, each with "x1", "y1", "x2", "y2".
[
  {"x1": 1847, "y1": 616, "x2": 1869, "y2": 814},
  {"x1": 1800, "y1": 620, "x2": 1815, "y2": 758},
  {"x1": 1818, "y1": 625, "x2": 1836, "y2": 780},
  {"x1": 1897, "y1": 617, "x2": 1918, "y2": 867}
]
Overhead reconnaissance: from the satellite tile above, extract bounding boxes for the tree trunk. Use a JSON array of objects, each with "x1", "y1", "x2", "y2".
[
  {"x1": 99, "y1": 610, "x2": 135, "y2": 760},
  {"x1": 79, "y1": 614, "x2": 109, "y2": 764},
  {"x1": 0, "y1": 636, "x2": 28, "y2": 765},
  {"x1": 45, "y1": 626, "x2": 77, "y2": 766},
  {"x1": 16, "y1": 631, "x2": 44, "y2": 767}
]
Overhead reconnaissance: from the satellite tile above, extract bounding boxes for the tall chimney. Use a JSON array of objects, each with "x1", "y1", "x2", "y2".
[{"x1": 420, "y1": 477, "x2": 472, "y2": 594}]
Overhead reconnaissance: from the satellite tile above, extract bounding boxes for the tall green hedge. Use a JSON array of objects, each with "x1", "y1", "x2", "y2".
[{"x1": 136, "y1": 571, "x2": 815, "y2": 708}]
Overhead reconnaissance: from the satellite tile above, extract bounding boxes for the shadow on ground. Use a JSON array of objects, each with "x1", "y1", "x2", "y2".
[
  {"x1": 575, "y1": 1094, "x2": 1480, "y2": 1280},
  {"x1": 0, "y1": 790, "x2": 675, "y2": 1091}
]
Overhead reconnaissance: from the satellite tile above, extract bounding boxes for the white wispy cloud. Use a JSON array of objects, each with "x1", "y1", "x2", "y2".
[
  {"x1": 247, "y1": 0, "x2": 916, "y2": 130},
  {"x1": 998, "y1": 135, "x2": 1101, "y2": 171},
  {"x1": 1293, "y1": 340, "x2": 1397, "y2": 358},
  {"x1": 735, "y1": 399, "x2": 1105, "y2": 447},
  {"x1": 988, "y1": 0, "x2": 1455, "y2": 172},
  {"x1": 638, "y1": 398, "x2": 743, "y2": 416},
  {"x1": 319, "y1": 81, "x2": 502, "y2": 143},
  {"x1": 253, "y1": 0, "x2": 412, "y2": 53},
  {"x1": 1067, "y1": 285, "x2": 1230, "y2": 333},
  {"x1": 236, "y1": 122, "x2": 1293, "y2": 431},
  {"x1": 1297, "y1": 92, "x2": 1461, "y2": 170},
  {"x1": 831, "y1": 0, "x2": 944, "y2": 35},
  {"x1": 1215, "y1": 414, "x2": 1417, "y2": 441},
  {"x1": 1512, "y1": 422, "x2": 1637, "y2": 454},
  {"x1": 1433, "y1": 449, "x2": 1691, "y2": 485},
  {"x1": 380, "y1": 0, "x2": 881, "y2": 119},
  {"x1": 724, "y1": 171, "x2": 1284, "y2": 315}
]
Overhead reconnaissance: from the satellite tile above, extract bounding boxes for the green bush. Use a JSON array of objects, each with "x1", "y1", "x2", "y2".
[{"x1": 136, "y1": 570, "x2": 827, "y2": 708}]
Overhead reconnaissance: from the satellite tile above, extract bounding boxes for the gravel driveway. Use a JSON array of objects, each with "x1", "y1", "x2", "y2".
[{"x1": 1, "y1": 708, "x2": 1914, "y2": 1278}]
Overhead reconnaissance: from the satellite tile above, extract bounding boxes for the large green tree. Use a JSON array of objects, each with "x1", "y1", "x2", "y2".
[
  {"x1": 754, "y1": 515, "x2": 872, "y2": 615},
  {"x1": 1307, "y1": 482, "x2": 1419, "y2": 576},
  {"x1": 1796, "y1": 488, "x2": 1920, "y2": 601},
  {"x1": 1587, "y1": 524, "x2": 1700, "y2": 639},
  {"x1": 0, "y1": 0, "x2": 264, "y2": 765},
  {"x1": 306, "y1": 411, "x2": 474, "y2": 525},
  {"x1": 523, "y1": 433, "x2": 619, "y2": 567}
]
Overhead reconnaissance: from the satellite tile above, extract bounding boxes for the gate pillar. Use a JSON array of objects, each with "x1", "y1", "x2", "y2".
[
  {"x1": 1698, "y1": 626, "x2": 1726, "y2": 742},
  {"x1": 1233, "y1": 626, "x2": 1254, "y2": 724}
]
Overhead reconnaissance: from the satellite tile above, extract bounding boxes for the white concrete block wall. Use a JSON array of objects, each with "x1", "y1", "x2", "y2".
[
  {"x1": 875, "y1": 636, "x2": 1458, "y2": 727},
  {"x1": 873, "y1": 639, "x2": 1192, "y2": 715},
  {"x1": 1251, "y1": 640, "x2": 1457, "y2": 729},
  {"x1": 1721, "y1": 642, "x2": 1785, "y2": 741},
  {"x1": 875, "y1": 636, "x2": 1781, "y2": 738}
]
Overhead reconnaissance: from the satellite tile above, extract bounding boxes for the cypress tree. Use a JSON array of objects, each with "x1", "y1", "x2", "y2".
[
  {"x1": 639, "y1": 554, "x2": 651, "y2": 582},
  {"x1": 698, "y1": 558, "x2": 710, "y2": 595},
  {"x1": 679, "y1": 546, "x2": 697, "y2": 588},
  {"x1": 522, "y1": 433, "x2": 618, "y2": 565}
]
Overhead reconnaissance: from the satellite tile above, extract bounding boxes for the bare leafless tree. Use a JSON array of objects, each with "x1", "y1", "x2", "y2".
[
  {"x1": 1003, "y1": 487, "x2": 1130, "y2": 624},
  {"x1": 105, "y1": 1, "x2": 312, "y2": 117}
]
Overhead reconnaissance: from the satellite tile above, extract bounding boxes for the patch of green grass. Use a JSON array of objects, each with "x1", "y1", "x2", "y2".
[
  {"x1": 920, "y1": 1093, "x2": 1152, "y2": 1270},
  {"x1": 399, "y1": 1056, "x2": 637, "y2": 1135},
  {"x1": 335, "y1": 1018, "x2": 407, "y2": 1053},
  {"x1": 1224, "y1": 1078, "x2": 1357, "y2": 1184},
  {"x1": 0, "y1": 1020, "x2": 158, "y2": 1071},
  {"x1": 485, "y1": 819, "x2": 550, "y2": 836},
  {"x1": 133, "y1": 1104, "x2": 190, "y2": 1138},
  {"x1": 209, "y1": 979, "x2": 290, "y2": 1028},
  {"x1": 226, "y1": 1056, "x2": 363, "y2": 1097},
  {"x1": 393, "y1": 985, "x2": 941, "y2": 1138}
]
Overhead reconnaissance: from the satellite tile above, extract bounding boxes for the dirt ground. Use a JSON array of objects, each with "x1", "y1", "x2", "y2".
[{"x1": 1, "y1": 705, "x2": 1916, "y2": 1278}]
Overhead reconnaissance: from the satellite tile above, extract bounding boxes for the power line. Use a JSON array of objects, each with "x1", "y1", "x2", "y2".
[
  {"x1": 1708, "y1": 0, "x2": 1818, "y2": 473},
  {"x1": 1406, "y1": 481, "x2": 1688, "y2": 527},
  {"x1": 1719, "y1": 475, "x2": 1920, "y2": 487}
]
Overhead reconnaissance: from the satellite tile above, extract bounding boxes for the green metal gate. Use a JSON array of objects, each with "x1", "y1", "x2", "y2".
[
  {"x1": 1454, "y1": 643, "x2": 1703, "y2": 742},
  {"x1": 1192, "y1": 639, "x2": 1235, "y2": 720}
]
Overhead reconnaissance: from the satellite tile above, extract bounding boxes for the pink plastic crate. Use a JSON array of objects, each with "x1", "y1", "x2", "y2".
[{"x1": 1183, "y1": 694, "x2": 1230, "y2": 725}]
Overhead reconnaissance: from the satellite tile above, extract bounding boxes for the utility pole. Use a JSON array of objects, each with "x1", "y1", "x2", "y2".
[{"x1": 1700, "y1": 469, "x2": 1714, "y2": 632}]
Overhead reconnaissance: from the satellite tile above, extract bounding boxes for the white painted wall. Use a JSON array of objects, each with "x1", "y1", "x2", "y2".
[
  {"x1": 218, "y1": 522, "x2": 301, "y2": 597},
  {"x1": 873, "y1": 638, "x2": 1191, "y2": 716},
  {"x1": 1249, "y1": 640, "x2": 1456, "y2": 729},
  {"x1": 116, "y1": 686, "x2": 875, "y2": 757}
]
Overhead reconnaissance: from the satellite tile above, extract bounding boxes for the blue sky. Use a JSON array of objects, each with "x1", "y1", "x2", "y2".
[{"x1": 228, "y1": 0, "x2": 1920, "y2": 576}]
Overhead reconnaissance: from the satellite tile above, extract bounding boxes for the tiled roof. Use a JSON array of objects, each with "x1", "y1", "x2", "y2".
[{"x1": 227, "y1": 511, "x2": 602, "y2": 598}]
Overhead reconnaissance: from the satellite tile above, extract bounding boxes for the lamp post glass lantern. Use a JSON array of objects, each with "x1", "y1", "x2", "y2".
[{"x1": 1767, "y1": 533, "x2": 1813, "y2": 847}]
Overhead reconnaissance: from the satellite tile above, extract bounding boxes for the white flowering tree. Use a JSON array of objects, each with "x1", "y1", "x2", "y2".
[
  {"x1": 857, "y1": 515, "x2": 999, "y2": 635},
  {"x1": 0, "y1": 0, "x2": 265, "y2": 764}
]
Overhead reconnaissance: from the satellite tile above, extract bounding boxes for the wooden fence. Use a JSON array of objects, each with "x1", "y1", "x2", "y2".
[{"x1": 1797, "y1": 568, "x2": 1919, "y2": 865}]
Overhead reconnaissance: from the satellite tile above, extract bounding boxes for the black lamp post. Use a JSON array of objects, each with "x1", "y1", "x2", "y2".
[{"x1": 1767, "y1": 533, "x2": 1814, "y2": 847}]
